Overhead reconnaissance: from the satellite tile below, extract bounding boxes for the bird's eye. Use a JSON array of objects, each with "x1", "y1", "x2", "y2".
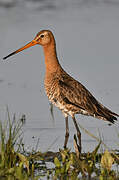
[{"x1": 40, "y1": 34, "x2": 44, "y2": 38}]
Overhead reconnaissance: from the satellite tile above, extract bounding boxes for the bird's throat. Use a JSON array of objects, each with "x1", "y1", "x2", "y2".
[{"x1": 43, "y1": 43, "x2": 60, "y2": 74}]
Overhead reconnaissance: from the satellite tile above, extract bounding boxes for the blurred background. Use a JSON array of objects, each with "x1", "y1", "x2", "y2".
[{"x1": 0, "y1": 0, "x2": 119, "y2": 152}]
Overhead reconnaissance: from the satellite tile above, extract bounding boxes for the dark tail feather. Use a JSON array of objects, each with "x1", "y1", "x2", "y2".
[
  {"x1": 103, "y1": 106, "x2": 119, "y2": 117},
  {"x1": 106, "y1": 114, "x2": 117, "y2": 124},
  {"x1": 97, "y1": 103, "x2": 118, "y2": 124}
]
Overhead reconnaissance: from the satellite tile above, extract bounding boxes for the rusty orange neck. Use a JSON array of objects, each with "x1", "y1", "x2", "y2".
[{"x1": 43, "y1": 39, "x2": 60, "y2": 75}]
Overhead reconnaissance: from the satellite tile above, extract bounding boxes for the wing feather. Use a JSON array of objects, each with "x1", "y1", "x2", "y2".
[
  {"x1": 58, "y1": 76, "x2": 99, "y2": 115},
  {"x1": 53, "y1": 68, "x2": 118, "y2": 123}
]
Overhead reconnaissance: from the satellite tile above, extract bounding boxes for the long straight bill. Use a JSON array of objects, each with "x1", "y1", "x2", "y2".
[{"x1": 3, "y1": 40, "x2": 37, "y2": 60}]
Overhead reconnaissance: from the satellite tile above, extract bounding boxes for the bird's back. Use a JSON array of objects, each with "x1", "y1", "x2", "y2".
[{"x1": 45, "y1": 66, "x2": 118, "y2": 124}]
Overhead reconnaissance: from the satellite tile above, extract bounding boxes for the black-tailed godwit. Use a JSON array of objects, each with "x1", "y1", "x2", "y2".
[{"x1": 3, "y1": 30, "x2": 119, "y2": 151}]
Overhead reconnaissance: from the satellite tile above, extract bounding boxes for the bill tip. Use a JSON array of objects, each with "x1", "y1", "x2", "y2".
[{"x1": 3, "y1": 57, "x2": 6, "y2": 60}]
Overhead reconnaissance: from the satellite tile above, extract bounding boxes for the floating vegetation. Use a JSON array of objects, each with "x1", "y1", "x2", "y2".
[{"x1": 0, "y1": 112, "x2": 119, "y2": 180}]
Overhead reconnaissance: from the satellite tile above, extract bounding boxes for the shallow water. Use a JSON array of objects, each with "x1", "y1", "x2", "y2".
[{"x1": 0, "y1": 0, "x2": 119, "y2": 152}]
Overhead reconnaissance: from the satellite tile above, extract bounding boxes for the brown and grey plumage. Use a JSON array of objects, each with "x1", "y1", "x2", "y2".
[
  {"x1": 45, "y1": 66, "x2": 118, "y2": 123},
  {"x1": 3, "y1": 30, "x2": 119, "y2": 151}
]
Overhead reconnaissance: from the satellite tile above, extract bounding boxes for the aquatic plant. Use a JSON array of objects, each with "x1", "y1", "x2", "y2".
[{"x1": 0, "y1": 110, "x2": 119, "y2": 179}]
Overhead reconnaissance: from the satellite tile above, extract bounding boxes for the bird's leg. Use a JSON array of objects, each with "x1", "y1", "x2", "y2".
[
  {"x1": 72, "y1": 116, "x2": 81, "y2": 153},
  {"x1": 64, "y1": 116, "x2": 69, "y2": 149}
]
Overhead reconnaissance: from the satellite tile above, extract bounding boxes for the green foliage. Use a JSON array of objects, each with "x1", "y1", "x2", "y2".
[
  {"x1": 101, "y1": 150, "x2": 114, "y2": 171},
  {"x1": 50, "y1": 136, "x2": 119, "y2": 180},
  {"x1": 52, "y1": 140, "x2": 101, "y2": 179},
  {"x1": 0, "y1": 111, "x2": 119, "y2": 179},
  {"x1": 0, "y1": 112, "x2": 39, "y2": 180}
]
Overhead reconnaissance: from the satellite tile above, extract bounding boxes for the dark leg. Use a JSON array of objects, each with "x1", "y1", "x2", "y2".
[
  {"x1": 64, "y1": 116, "x2": 69, "y2": 148},
  {"x1": 72, "y1": 116, "x2": 81, "y2": 152}
]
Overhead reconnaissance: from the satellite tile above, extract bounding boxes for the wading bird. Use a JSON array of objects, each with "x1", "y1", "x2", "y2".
[{"x1": 3, "y1": 30, "x2": 119, "y2": 152}]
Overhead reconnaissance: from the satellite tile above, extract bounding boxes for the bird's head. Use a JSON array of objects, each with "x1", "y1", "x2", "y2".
[
  {"x1": 3, "y1": 30, "x2": 54, "y2": 60},
  {"x1": 34, "y1": 30, "x2": 54, "y2": 46}
]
